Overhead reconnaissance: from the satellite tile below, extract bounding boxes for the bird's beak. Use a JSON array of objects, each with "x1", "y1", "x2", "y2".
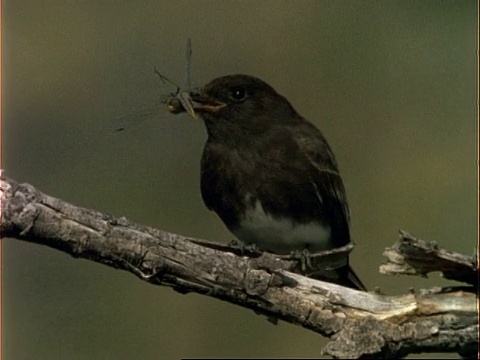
[
  {"x1": 188, "y1": 89, "x2": 227, "y2": 113},
  {"x1": 167, "y1": 89, "x2": 227, "y2": 120}
]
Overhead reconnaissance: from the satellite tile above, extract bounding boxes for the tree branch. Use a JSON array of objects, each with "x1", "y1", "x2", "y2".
[{"x1": 1, "y1": 176, "x2": 478, "y2": 359}]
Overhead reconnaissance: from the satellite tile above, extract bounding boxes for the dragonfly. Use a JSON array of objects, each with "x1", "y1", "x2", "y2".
[{"x1": 111, "y1": 38, "x2": 196, "y2": 132}]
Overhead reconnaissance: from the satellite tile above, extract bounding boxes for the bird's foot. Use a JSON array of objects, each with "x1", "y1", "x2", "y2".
[
  {"x1": 227, "y1": 239, "x2": 261, "y2": 256},
  {"x1": 289, "y1": 249, "x2": 313, "y2": 273}
]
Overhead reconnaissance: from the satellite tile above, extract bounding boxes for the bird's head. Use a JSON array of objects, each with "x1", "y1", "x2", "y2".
[{"x1": 171, "y1": 75, "x2": 301, "y2": 136}]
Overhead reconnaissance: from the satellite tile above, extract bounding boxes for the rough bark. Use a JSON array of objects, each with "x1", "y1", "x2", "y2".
[{"x1": 1, "y1": 176, "x2": 478, "y2": 359}]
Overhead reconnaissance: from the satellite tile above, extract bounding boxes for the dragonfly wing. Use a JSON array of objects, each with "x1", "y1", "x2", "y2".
[
  {"x1": 185, "y1": 38, "x2": 192, "y2": 89},
  {"x1": 108, "y1": 102, "x2": 170, "y2": 132}
]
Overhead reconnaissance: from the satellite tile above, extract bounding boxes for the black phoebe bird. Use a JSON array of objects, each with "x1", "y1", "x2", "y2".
[{"x1": 170, "y1": 74, "x2": 365, "y2": 290}]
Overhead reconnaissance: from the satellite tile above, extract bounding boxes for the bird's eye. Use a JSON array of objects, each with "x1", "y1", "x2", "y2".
[{"x1": 229, "y1": 87, "x2": 248, "y2": 102}]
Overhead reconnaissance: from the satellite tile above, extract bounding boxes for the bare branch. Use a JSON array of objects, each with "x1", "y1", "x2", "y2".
[
  {"x1": 1, "y1": 176, "x2": 478, "y2": 359},
  {"x1": 381, "y1": 230, "x2": 478, "y2": 286}
]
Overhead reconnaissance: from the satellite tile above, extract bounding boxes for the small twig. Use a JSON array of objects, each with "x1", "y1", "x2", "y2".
[{"x1": 380, "y1": 230, "x2": 478, "y2": 286}]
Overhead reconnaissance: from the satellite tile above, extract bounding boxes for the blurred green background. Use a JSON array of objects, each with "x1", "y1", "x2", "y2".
[{"x1": 2, "y1": 1, "x2": 477, "y2": 359}]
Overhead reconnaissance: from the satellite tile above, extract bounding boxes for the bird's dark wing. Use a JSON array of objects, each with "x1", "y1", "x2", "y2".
[
  {"x1": 291, "y1": 120, "x2": 351, "y2": 246},
  {"x1": 292, "y1": 121, "x2": 366, "y2": 290}
]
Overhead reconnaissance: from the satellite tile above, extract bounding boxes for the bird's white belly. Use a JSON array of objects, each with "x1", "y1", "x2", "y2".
[{"x1": 232, "y1": 200, "x2": 332, "y2": 254}]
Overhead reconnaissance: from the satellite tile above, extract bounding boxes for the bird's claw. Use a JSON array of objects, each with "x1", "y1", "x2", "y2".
[
  {"x1": 227, "y1": 239, "x2": 261, "y2": 255},
  {"x1": 289, "y1": 248, "x2": 313, "y2": 273}
]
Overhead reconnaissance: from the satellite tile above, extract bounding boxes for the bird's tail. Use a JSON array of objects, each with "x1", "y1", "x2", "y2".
[
  {"x1": 309, "y1": 262, "x2": 367, "y2": 291},
  {"x1": 341, "y1": 264, "x2": 367, "y2": 291}
]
